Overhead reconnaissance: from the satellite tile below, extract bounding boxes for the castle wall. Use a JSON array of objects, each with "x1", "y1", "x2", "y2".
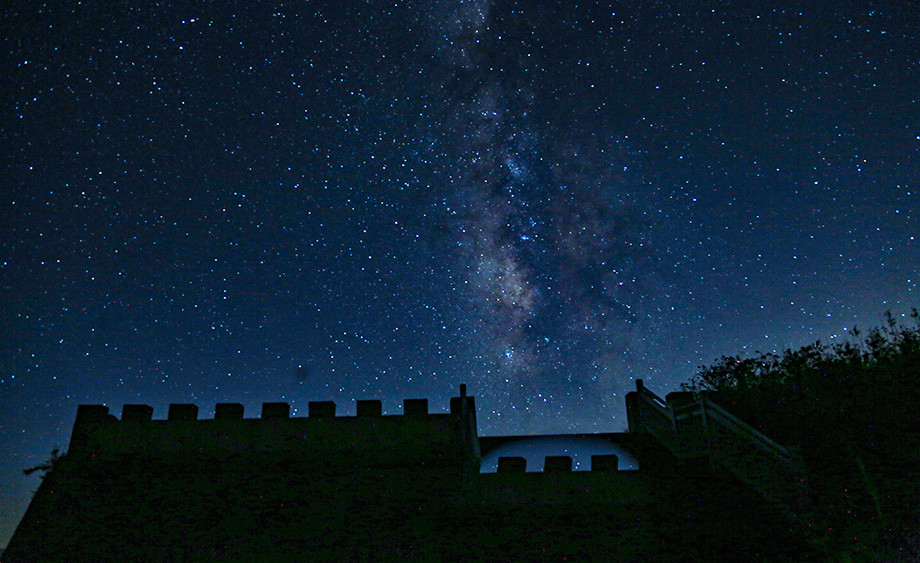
[
  {"x1": 4, "y1": 387, "x2": 818, "y2": 561},
  {"x1": 66, "y1": 397, "x2": 478, "y2": 466}
]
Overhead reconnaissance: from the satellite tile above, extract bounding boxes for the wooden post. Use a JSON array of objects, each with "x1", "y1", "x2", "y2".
[{"x1": 700, "y1": 395, "x2": 712, "y2": 455}]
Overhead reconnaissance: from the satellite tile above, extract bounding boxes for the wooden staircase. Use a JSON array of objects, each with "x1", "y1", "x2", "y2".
[{"x1": 627, "y1": 379, "x2": 814, "y2": 526}]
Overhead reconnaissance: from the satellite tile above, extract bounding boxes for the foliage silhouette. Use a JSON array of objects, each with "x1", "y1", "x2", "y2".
[
  {"x1": 23, "y1": 448, "x2": 64, "y2": 479},
  {"x1": 682, "y1": 308, "x2": 920, "y2": 557}
]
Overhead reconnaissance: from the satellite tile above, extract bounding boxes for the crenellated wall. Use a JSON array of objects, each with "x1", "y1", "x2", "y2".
[
  {"x1": 469, "y1": 453, "x2": 651, "y2": 505},
  {"x1": 66, "y1": 393, "x2": 479, "y2": 468},
  {"x1": 494, "y1": 454, "x2": 620, "y2": 473},
  {"x1": 4, "y1": 384, "x2": 818, "y2": 562}
]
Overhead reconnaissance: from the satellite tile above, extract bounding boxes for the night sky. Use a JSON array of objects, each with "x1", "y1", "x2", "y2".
[{"x1": 3, "y1": 0, "x2": 919, "y2": 544}]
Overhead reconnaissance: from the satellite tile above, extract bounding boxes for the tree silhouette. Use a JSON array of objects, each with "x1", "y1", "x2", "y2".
[{"x1": 23, "y1": 448, "x2": 64, "y2": 479}]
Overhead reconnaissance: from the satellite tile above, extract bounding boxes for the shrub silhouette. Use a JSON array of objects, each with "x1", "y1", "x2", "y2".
[
  {"x1": 23, "y1": 448, "x2": 64, "y2": 479},
  {"x1": 682, "y1": 308, "x2": 920, "y2": 557}
]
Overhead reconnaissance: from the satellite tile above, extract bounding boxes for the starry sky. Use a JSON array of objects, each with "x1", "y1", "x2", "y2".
[{"x1": 2, "y1": 0, "x2": 919, "y2": 544}]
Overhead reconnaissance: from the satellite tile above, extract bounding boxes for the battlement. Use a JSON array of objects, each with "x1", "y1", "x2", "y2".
[
  {"x1": 67, "y1": 386, "x2": 479, "y2": 464},
  {"x1": 473, "y1": 453, "x2": 648, "y2": 505},
  {"x1": 89, "y1": 397, "x2": 460, "y2": 423},
  {"x1": 495, "y1": 454, "x2": 620, "y2": 473}
]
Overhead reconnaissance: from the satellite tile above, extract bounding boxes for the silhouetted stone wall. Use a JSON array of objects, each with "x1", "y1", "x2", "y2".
[{"x1": 5, "y1": 388, "x2": 817, "y2": 561}]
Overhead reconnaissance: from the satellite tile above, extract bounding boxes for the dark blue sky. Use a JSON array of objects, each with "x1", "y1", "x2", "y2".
[{"x1": 2, "y1": 0, "x2": 918, "y2": 544}]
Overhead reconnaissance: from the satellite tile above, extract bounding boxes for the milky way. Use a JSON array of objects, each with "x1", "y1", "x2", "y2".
[{"x1": 419, "y1": 0, "x2": 678, "y2": 427}]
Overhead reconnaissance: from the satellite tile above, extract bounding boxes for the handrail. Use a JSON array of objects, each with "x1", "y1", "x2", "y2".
[
  {"x1": 637, "y1": 385, "x2": 669, "y2": 410},
  {"x1": 638, "y1": 390, "x2": 671, "y2": 418},
  {"x1": 700, "y1": 396, "x2": 792, "y2": 461},
  {"x1": 637, "y1": 384, "x2": 792, "y2": 462},
  {"x1": 635, "y1": 383, "x2": 676, "y2": 433},
  {"x1": 631, "y1": 380, "x2": 811, "y2": 523},
  {"x1": 671, "y1": 400, "x2": 702, "y2": 421}
]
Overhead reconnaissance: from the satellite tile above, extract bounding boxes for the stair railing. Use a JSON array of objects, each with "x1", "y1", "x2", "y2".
[{"x1": 630, "y1": 380, "x2": 812, "y2": 522}]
